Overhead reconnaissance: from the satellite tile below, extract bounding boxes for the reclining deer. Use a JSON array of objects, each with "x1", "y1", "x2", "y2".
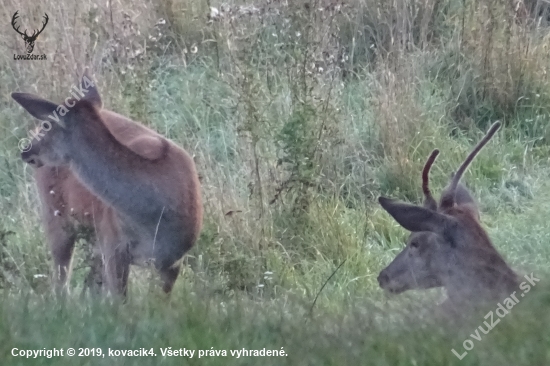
[
  {"x1": 14, "y1": 70, "x2": 203, "y2": 297},
  {"x1": 377, "y1": 122, "x2": 520, "y2": 310}
]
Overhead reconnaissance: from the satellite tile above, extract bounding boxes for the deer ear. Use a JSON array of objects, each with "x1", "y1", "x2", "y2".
[
  {"x1": 80, "y1": 68, "x2": 102, "y2": 109},
  {"x1": 378, "y1": 197, "x2": 453, "y2": 234},
  {"x1": 12, "y1": 93, "x2": 58, "y2": 121}
]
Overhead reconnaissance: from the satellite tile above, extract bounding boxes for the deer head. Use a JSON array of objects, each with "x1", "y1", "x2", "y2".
[
  {"x1": 377, "y1": 122, "x2": 519, "y2": 305},
  {"x1": 12, "y1": 11, "x2": 49, "y2": 54},
  {"x1": 20, "y1": 119, "x2": 73, "y2": 168},
  {"x1": 15, "y1": 92, "x2": 73, "y2": 167},
  {"x1": 15, "y1": 69, "x2": 102, "y2": 169}
]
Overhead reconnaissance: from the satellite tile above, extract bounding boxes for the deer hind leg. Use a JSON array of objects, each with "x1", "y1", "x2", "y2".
[
  {"x1": 97, "y1": 215, "x2": 130, "y2": 297},
  {"x1": 152, "y1": 232, "x2": 189, "y2": 294},
  {"x1": 158, "y1": 264, "x2": 181, "y2": 294},
  {"x1": 100, "y1": 242, "x2": 131, "y2": 297},
  {"x1": 44, "y1": 218, "x2": 76, "y2": 294},
  {"x1": 82, "y1": 246, "x2": 104, "y2": 297},
  {"x1": 103, "y1": 246, "x2": 131, "y2": 297}
]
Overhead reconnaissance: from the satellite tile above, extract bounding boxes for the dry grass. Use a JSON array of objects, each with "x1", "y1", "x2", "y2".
[{"x1": 1, "y1": 1, "x2": 550, "y2": 364}]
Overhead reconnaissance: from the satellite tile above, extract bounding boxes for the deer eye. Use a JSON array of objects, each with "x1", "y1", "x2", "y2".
[{"x1": 410, "y1": 241, "x2": 419, "y2": 249}]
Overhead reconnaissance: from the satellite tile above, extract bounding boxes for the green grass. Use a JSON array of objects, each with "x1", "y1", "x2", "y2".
[
  {"x1": 1, "y1": 0, "x2": 550, "y2": 364},
  {"x1": 2, "y1": 277, "x2": 550, "y2": 366}
]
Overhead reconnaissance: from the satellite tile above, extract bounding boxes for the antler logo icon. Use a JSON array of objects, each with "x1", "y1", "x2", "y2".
[{"x1": 11, "y1": 11, "x2": 49, "y2": 54}]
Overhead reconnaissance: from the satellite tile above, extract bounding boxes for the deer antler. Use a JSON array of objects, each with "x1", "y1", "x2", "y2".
[
  {"x1": 11, "y1": 11, "x2": 27, "y2": 37},
  {"x1": 440, "y1": 121, "x2": 501, "y2": 209},
  {"x1": 422, "y1": 149, "x2": 439, "y2": 210},
  {"x1": 29, "y1": 13, "x2": 49, "y2": 39}
]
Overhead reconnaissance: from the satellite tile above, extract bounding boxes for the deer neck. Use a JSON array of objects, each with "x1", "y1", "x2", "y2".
[
  {"x1": 66, "y1": 107, "x2": 168, "y2": 225},
  {"x1": 445, "y1": 248, "x2": 519, "y2": 305}
]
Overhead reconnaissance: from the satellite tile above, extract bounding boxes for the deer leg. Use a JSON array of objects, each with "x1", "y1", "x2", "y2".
[
  {"x1": 158, "y1": 264, "x2": 181, "y2": 294},
  {"x1": 44, "y1": 218, "x2": 76, "y2": 293},
  {"x1": 152, "y1": 228, "x2": 194, "y2": 295},
  {"x1": 103, "y1": 247, "x2": 130, "y2": 297},
  {"x1": 97, "y1": 216, "x2": 130, "y2": 297},
  {"x1": 100, "y1": 243, "x2": 131, "y2": 297},
  {"x1": 82, "y1": 247, "x2": 104, "y2": 297},
  {"x1": 100, "y1": 237, "x2": 131, "y2": 297}
]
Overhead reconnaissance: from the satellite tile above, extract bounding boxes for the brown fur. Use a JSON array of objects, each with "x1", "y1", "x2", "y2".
[
  {"x1": 32, "y1": 165, "x2": 106, "y2": 292},
  {"x1": 15, "y1": 70, "x2": 202, "y2": 296},
  {"x1": 27, "y1": 109, "x2": 165, "y2": 294},
  {"x1": 377, "y1": 122, "x2": 519, "y2": 310}
]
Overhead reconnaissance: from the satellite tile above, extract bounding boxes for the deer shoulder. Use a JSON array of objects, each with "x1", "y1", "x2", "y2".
[{"x1": 100, "y1": 110, "x2": 167, "y2": 161}]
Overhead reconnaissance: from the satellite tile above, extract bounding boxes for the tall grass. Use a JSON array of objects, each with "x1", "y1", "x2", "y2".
[{"x1": 1, "y1": 0, "x2": 550, "y2": 364}]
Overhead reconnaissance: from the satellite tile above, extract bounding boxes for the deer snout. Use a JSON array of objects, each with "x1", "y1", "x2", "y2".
[
  {"x1": 21, "y1": 150, "x2": 43, "y2": 167},
  {"x1": 377, "y1": 270, "x2": 390, "y2": 289},
  {"x1": 378, "y1": 269, "x2": 404, "y2": 293}
]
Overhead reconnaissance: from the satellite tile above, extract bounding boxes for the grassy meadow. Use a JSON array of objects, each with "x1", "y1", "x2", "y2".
[{"x1": 1, "y1": 0, "x2": 550, "y2": 364}]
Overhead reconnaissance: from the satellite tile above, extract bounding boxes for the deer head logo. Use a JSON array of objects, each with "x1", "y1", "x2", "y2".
[{"x1": 11, "y1": 11, "x2": 49, "y2": 54}]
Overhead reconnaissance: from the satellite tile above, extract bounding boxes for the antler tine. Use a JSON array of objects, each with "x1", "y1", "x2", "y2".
[
  {"x1": 443, "y1": 121, "x2": 501, "y2": 206},
  {"x1": 40, "y1": 14, "x2": 48, "y2": 31},
  {"x1": 11, "y1": 11, "x2": 27, "y2": 36},
  {"x1": 32, "y1": 13, "x2": 49, "y2": 38},
  {"x1": 421, "y1": 149, "x2": 439, "y2": 210},
  {"x1": 11, "y1": 11, "x2": 19, "y2": 27},
  {"x1": 41, "y1": 13, "x2": 49, "y2": 30}
]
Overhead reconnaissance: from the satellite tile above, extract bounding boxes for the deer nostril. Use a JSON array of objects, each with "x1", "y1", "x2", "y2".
[
  {"x1": 378, "y1": 271, "x2": 390, "y2": 287},
  {"x1": 21, "y1": 152, "x2": 42, "y2": 167},
  {"x1": 21, "y1": 153, "x2": 34, "y2": 164}
]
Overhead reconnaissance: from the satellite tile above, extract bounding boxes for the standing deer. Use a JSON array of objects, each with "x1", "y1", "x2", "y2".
[
  {"x1": 14, "y1": 70, "x2": 203, "y2": 296},
  {"x1": 377, "y1": 122, "x2": 519, "y2": 309},
  {"x1": 23, "y1": 108, "x2": 172, "y2": 295}
]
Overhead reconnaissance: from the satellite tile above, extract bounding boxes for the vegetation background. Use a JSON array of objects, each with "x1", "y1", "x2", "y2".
[{"x1": 1, "y1": 0, "x2": 550, "y2": 364}]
